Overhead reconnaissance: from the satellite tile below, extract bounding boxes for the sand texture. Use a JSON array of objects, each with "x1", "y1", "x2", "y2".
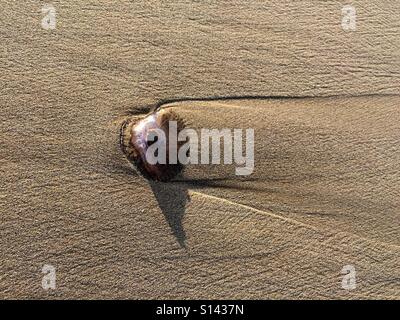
[{"x1": 0, "y1": 1, "x2": 399, "y2": 299}]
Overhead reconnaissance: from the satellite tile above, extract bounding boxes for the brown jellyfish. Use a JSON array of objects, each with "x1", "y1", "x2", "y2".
[{"x1": 120, "y1": 108, "x2": 186, "y2": 182}]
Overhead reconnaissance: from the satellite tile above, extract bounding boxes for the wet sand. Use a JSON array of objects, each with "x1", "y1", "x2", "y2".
[{"x1": 0, "y1": 1, "x2": 399, "y2": 299}]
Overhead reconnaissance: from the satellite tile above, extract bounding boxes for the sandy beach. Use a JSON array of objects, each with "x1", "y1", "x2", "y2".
[{"x1": 0, "y1": 1, "x2": 399, "y2": 299}]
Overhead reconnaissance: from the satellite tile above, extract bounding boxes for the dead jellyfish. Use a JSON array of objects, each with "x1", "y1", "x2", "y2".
[{"x1": 120, "y1": 108, "x2": 186, "y2": 182}]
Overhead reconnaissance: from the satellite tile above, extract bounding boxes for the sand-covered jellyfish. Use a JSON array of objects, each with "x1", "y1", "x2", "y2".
[{"x1": 120, "y1": 108, "x2": 186, "y2": 182}]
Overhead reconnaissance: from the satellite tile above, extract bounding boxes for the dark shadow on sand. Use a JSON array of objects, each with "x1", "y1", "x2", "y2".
[{"x1": 149, "y1": 180, "x2": 190, "y2": 248}]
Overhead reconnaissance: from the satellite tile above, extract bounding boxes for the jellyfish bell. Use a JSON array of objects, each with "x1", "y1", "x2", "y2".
[{"x1": 120, "y1": 108, "x2": 186, "y2": 181}]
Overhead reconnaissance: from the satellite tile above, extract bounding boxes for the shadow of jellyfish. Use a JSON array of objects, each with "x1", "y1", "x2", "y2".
[{"x1": 149, "y1": 181, "x2": 190, "y2": 248}]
